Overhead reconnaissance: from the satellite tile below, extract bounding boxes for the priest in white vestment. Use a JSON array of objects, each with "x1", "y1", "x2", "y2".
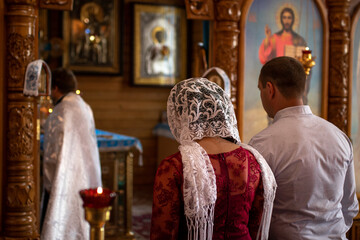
[{"x1": 41, "y1": 68, "x2": 102, "y2": 240}]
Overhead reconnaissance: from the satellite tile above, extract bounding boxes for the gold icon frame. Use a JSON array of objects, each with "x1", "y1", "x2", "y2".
[{"x1": 132, "y1": 3, "x2": 187, "y2": 86}]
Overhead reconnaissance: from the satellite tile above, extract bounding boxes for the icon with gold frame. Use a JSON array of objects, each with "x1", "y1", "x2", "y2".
[
  {"x1": 63, "y1": 0, "x2": 120, "y2": 73},
  {"x1": 132, "y1": 3, "x2": 187, "y2": 86}
]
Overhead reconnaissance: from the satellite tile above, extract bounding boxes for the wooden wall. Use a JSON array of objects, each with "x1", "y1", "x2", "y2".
[
  {"x1": 0, "y1": 0, "x2": 4, "y2": 231},
  {"x1": 72, "y1": 0, "x2": 203, "y2": 186}
]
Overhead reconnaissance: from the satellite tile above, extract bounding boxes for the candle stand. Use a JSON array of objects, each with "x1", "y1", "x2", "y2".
[
  {"x1": 298, "y1": 48, "x2": 316, "y2": 76},
  {"x1": 80, "y1": 187, "x2": 116, "y2": 240}
]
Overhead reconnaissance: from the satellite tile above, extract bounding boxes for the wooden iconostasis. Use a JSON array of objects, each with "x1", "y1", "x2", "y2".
[{"x1": 1, "y1": 0, "x2": 360, "y2": 238}]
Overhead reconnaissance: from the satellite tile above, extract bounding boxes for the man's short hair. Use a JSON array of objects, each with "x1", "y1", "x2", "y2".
[
  {"x1": 259, "y1": 56, "x2": 306, "y2": 99},
  {"x1": 280, "y1": 7, "x2": 295, "y2": 29},
  {"x1": 51, "y1": 68, "x2": 77, "y2": 94}
]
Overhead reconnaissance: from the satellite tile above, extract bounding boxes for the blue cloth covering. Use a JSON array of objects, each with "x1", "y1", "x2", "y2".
[
  {"x1": 40, "y1": 129, "x2": 143, "y2": 154},
  {"x1": 95, "y1": 129, "x2": 143, "y2": 153}
]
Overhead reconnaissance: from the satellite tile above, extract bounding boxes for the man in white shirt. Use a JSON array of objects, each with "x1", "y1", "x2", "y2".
[{"x1": 249, "y1": 56, "x2": 359, "y2": 239}]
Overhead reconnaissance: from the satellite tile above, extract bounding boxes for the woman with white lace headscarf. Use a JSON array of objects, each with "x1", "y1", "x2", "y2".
[{"x1": 150, "y1": 78, "x2": 276, "y2": 240}]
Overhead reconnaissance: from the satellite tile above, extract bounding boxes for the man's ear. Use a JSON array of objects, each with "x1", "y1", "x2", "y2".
[{"x1": 266, "y1": 81, "x2": 275, "y2": 99}]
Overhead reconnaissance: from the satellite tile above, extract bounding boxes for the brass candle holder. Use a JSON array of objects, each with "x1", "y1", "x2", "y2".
[
  {"x1": 298, "y1": 47, "x2": 316, "y2": 75},
  {"x1": 80, "y1": 187, "x2": 117, "y2": 240}
]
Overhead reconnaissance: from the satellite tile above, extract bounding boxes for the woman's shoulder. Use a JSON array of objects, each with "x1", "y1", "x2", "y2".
[
  {"x1": 156, "y1": 151, "x2": 183, "y2": 180},
  {"x1": 158, "y1": 151, "x2": 182, "y2": 169}
]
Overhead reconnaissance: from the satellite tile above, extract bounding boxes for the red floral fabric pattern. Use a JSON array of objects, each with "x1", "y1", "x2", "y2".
[{"x1": 151, "y1": 147, "x2": 264, "y2": 240}]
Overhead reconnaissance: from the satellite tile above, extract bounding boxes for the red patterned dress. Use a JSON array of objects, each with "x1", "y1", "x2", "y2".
[{"x1": 151, "y1": 146, "x2": 264, "y2": 240}]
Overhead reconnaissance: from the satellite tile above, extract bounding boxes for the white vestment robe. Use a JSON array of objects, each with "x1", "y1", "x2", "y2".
[{"x1": 42, "y1": 92, "x2": 102, "y2": 240}]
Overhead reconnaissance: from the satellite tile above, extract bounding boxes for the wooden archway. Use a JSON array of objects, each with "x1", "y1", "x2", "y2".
[{"x1": 185, "y1": 0, "x2": 351, "y2": 137}]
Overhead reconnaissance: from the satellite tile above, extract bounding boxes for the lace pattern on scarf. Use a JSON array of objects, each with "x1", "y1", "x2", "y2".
[
  {"x1": 167, "y1": 78, "x2": 276, "y2": 240},
  {"x1": 167, "y1": 78, "x2": 240, "y2": 240}
]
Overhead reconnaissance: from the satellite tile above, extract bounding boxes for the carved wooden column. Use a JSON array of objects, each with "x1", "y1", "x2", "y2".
[
  {"x1": 212, "y1": 0, "x2": 241, "y2": 111},
  {"x1": 4, "y1": 0, "x2": 39, "y2": 238},
  {"x1": 3, "y1": 1, "x2": 73, "y2": 238},
  {"x1": 327, "y1": 0, "x2": 351, "y2": 134},
  {"x1": 185, "y1": 0, "x2": 241, "y2": 112}
]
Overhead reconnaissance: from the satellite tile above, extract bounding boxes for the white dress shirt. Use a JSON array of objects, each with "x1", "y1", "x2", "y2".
[{"x1": 249, "y1": 105, "x2": 359, "y2": 240}]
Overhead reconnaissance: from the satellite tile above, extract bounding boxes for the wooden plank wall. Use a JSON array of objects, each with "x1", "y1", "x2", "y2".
[
  {"x1": 0, "y1": 0, "x2": 4, "y2": 231},
  {"x1": 75, "y1": 0, "x2": 203, "y2": 186}
]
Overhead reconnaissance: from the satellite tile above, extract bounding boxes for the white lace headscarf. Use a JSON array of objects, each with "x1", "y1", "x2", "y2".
[{"x1": 167, "y1": 78, "x2": 276, "y2": 240}]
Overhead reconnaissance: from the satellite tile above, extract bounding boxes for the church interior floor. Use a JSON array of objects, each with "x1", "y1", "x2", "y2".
[{"x1": 132, "y1": 184, "x2": 153, "y2": 240}]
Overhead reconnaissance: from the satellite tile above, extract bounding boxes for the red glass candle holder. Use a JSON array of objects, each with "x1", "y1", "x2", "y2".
[
  {"x1": 79, "y1": 187, "x2": 116, "y2": 209},
  {"x1": 302, "y1": 49, "x2": 312, "y2": 54}
]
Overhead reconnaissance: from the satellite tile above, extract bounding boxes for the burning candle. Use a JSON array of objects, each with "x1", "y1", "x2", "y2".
[
  {"x1": 79, "y1": 187, "x2": 116, "y2": 240},
  {"x1": 297, "y1": 47, "x2": 316, "y2": 76},
  {"x1": 302, "y1": 47, "x2": 312, "y2": 54},
  {"x1": 79, "y1": 187, "x2": 116, "y2": 209}
]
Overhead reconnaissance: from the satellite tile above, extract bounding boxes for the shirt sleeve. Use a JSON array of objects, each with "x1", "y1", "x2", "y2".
[
  {"x1": 341, "y1": 155, "x2": 359, "y2": 229},
  {"x1": 150, "y1": 157, "x2": 183, "y2": 240}
]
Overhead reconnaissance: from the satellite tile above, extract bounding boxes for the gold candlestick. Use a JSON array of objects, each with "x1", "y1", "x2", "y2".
[
  {"x1": 84, "y1": 206, "x2": 111, "y2": 240},
  {"x1": 80, "y1": 187, "x2": 117, "y2": 240},
  {"x1": 298, "y1": 47, "x2": 316, "y2": 75}
]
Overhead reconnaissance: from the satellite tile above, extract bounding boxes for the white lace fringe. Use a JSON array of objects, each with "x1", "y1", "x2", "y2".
[
  {"x1": 180, "y1": 141, "x2": 217, "y2": 240},
  {"x1": 186, "y1": 204, "x2": 215, "y2": 240}
]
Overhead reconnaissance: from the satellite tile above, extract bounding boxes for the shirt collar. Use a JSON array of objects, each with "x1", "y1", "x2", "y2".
[
  {"x1": 54, "y1": 93, "x2": 67, "y2": 106},
  {"x1": 273, "y1": 105, "x2": 312, "y2": 122}
]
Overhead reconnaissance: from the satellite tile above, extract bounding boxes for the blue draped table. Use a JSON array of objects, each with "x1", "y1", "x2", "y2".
[
  {"x1": 95, "y1": 129, "x2": 142, "y2": 152},
  {"x1": 40, "y1": 129, "x2": 142, "y2": 238},
  {"x1": 40, "y1": 129, "x2": 142, "y2": 152}
]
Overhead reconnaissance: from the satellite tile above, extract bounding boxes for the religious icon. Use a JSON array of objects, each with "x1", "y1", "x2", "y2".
[
  {"x1": 258, "y1": 6, "x2": 313, "y2": 106},
  {"x1": 258, "y1": 7, "x2": 307, "y2": 65},
  {"x1": 145, "y1": 26, "x2": 173, "y2": 76},
  {"x1": 132, "y1": 4, "x2": 187, "y2": 86},
  {"x1": 63, "y1": 0, "x2": 120, "y2": 73},
  {"x1": 243, "y1": 0, "x2": 324, "y2": 143}
]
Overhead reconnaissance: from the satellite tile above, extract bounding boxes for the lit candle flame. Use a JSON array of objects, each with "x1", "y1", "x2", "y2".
[
  {"x1": 76, "y1": 89, "x2": 81, "y2": 95},
  {"x1": 97, "y1": 187, "x2": 103, "y2": 194},
  {"x1": 305, "y1": 47, "x2": 309, "y2": 50},
  {"x1": 48, "y1": 108, "x2": 53, "y2": 113}
]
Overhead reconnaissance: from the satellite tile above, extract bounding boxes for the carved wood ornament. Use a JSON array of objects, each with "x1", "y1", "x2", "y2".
[
  {"x1": 185, "y1": 0, "x2": 214, "y2": 20},
  {"x1": 40, "y1": 0, "x2": 73, "y2": 10},
  {"x1": 212, "y1": 0, "x2": 241, "y2": 110},
  {"x1": 327, "y1": 0, "x2": 351, "y2": 134},
  {"x1": 5, "y1": 1, "x2": 39, "y2": 238},
  {"x1": 185, "y1": 0, "x2": 242, "y2": 128},
  {"x1": 3, "y1": 0, "x2": 73, "y2": 238}
]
